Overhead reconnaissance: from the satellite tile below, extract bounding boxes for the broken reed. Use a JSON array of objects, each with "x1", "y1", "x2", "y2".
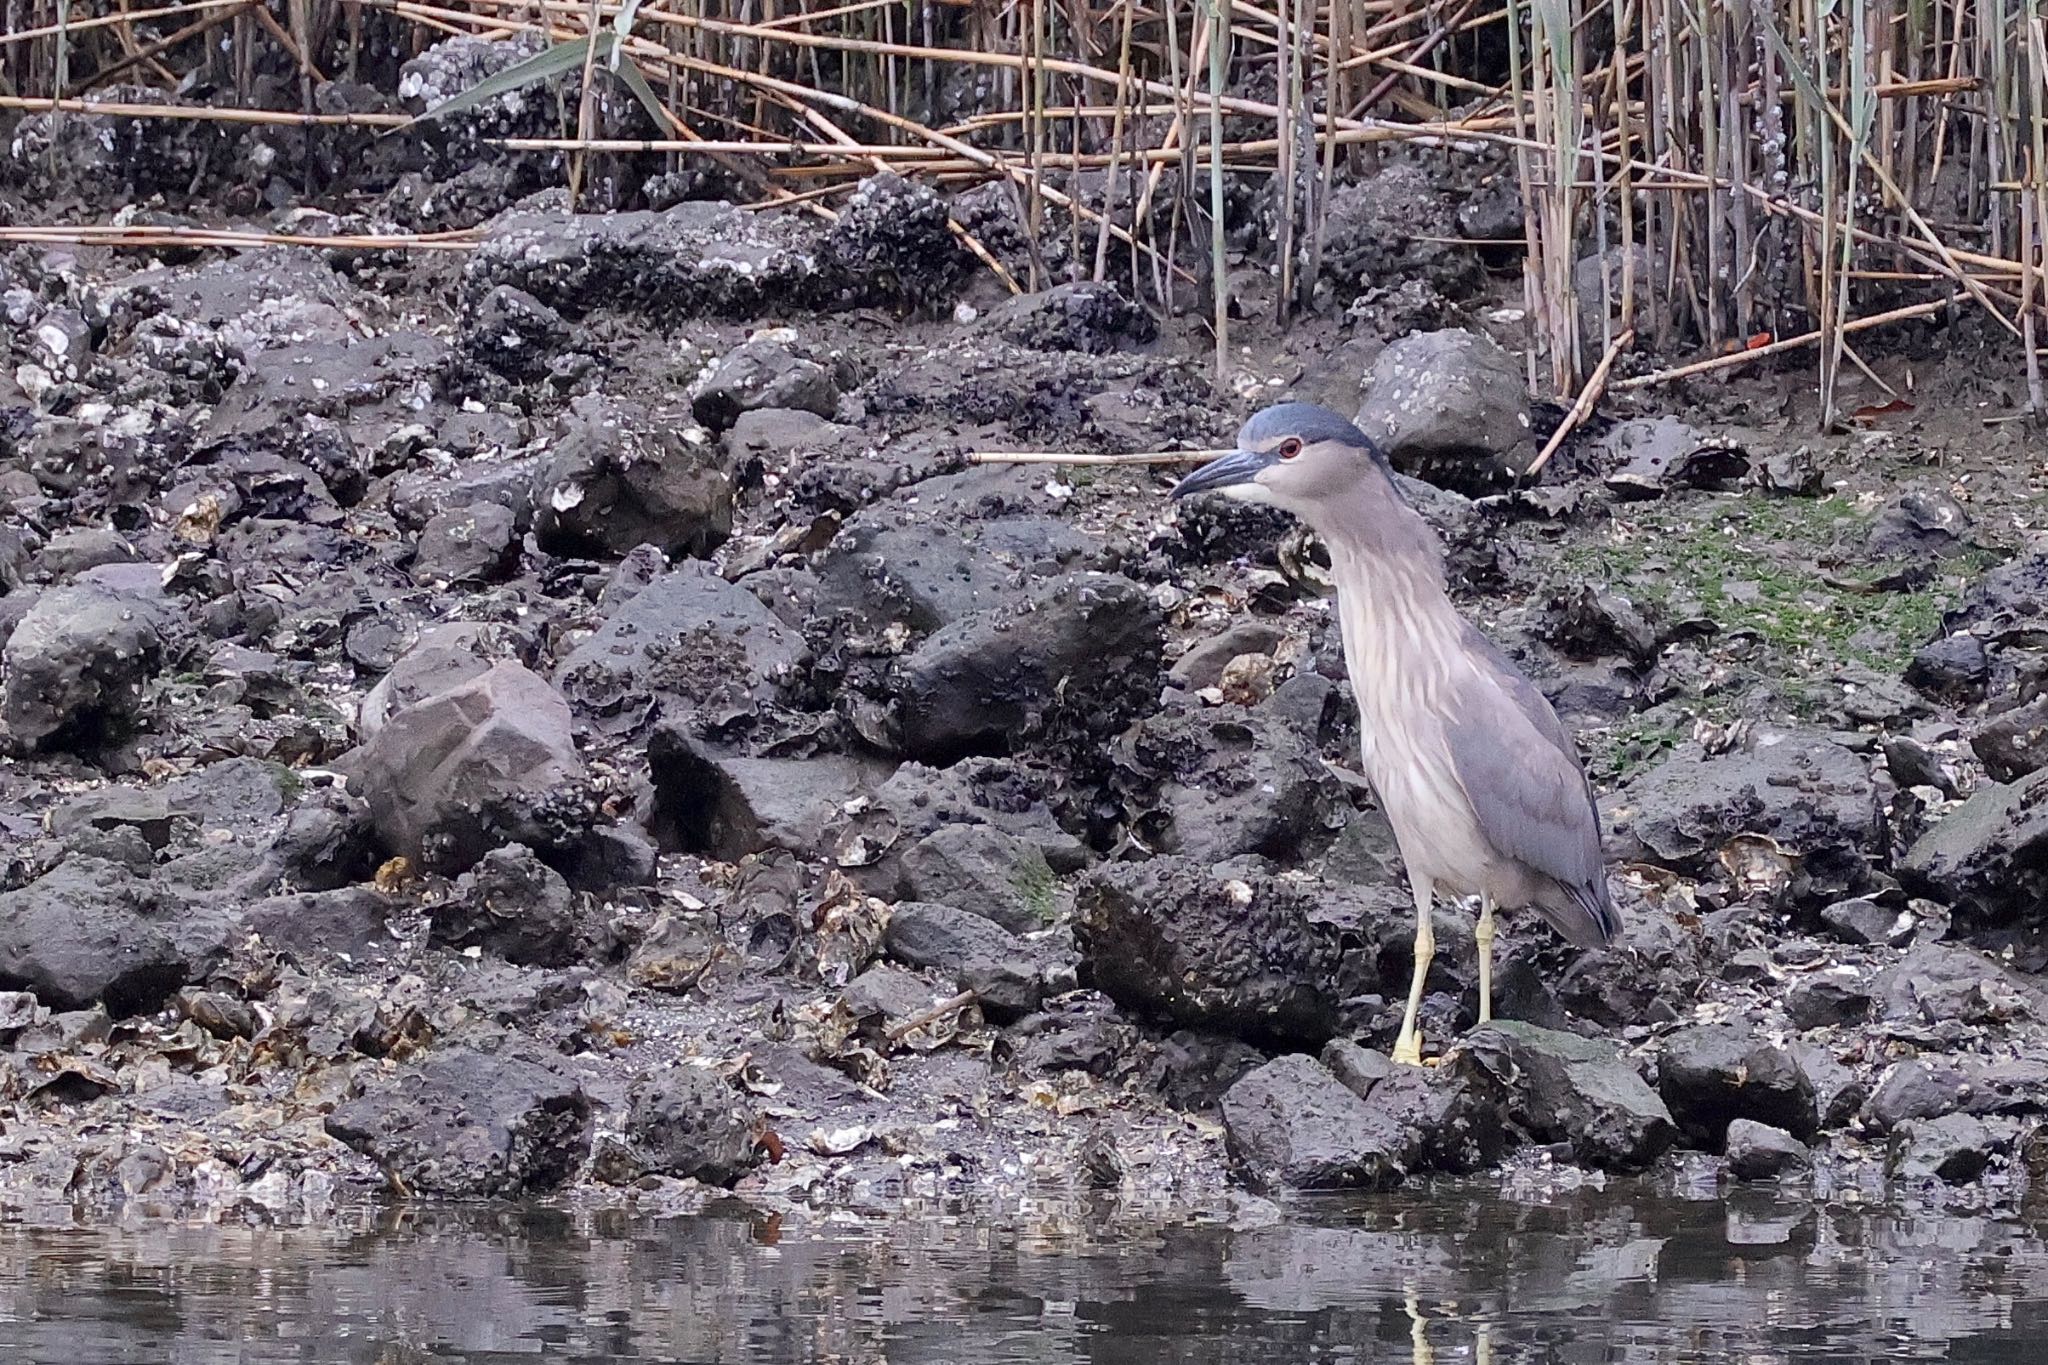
[{"x1": 5, "y1": 0, "x2": 2046, "y2": 417}]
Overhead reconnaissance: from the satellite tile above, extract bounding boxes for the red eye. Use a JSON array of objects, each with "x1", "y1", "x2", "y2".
[{"x1": 1278, "y1": 439, "x2": 1303, "y2": 460}]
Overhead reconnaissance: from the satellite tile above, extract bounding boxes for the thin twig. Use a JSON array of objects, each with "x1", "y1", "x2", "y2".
[{"x1": 1526, "y1": 328, "x2": 1633, "y2": 476}]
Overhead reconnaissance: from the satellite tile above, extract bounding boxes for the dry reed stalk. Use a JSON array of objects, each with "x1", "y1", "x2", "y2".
[
  {"x1": 967, "y1": 447, "x2": 1230, "y2": 463},
  {"x1": 0, "y1": 94, "x2": 410, "y2": 125},
  {"x1": 1526, "y1": 328, "x2": 1633, "y2": 476}
]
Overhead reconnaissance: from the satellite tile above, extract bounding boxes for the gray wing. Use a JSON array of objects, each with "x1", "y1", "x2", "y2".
[{"x1": 1445, "y1": 624, "x2": 1617, "y2": 945}]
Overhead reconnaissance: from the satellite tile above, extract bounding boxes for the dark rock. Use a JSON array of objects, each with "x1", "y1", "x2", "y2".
[
  {"x1": 1971, "y1": 696, "x2": 2048, "y2": 782},
  {"x1": 325, "y1": 1045, "x2": 591, "y2": 1197},
  {"x1": 1457, "y1": 1020, "x2": 1677, "y2": 1171},
  {"x1": 883, "y1": 901, "x2": 1046, "y2": 1021},
  {"x1": 1868, "y1": 487, "x2": 1972, "y2": 562},
  {"x1": 1219, "y1": 1054, "x2": 1403, "y2": 1191},
  {"x1": 35, "y1": 528, "x2": 137, "y2": 581},
  {"x1": 431, "y1": 844, "x2": 587, "y2": 967},
  {"x1": 725, "y1": 408, "x2": 861, "y2": 486},
  {"x1": 1112, "y1": 706, "x2": 1345, "y2": 865},
  {"x1": 1905, "y1": 634, "x2": 1988, "y2": 702},
  {"x1": 692, "y1": 338, "x2": 839, "y2": 431},
  {"x1": 1320, "y1": 1039, "x2": 1395, "y2": 1099},
  {"x1": 530, "y1": 393, "x2": 733, "y2": 561},
  {"x1": 244, "y1": 887, "x2": 397, "y2": 962},
  {"x1": 0, "y1": 858, "x2": 221, "y2": 1015},
  {"x1": 647, "y1": 727, "x2": 882, "y2": 859},
  {"x1": 1887, "y1": 1113, "x2": 1995, "y2": 1184},
  {"x1": 555, "y1": 562, "x2": 805, "y2": 728},
  {"x1": 1606, "y1": 727, "x2": 1878, "y2": 906},
  {"x1": 1792, "y1": 1041, "x2": 1867, "y2": 1129},
  {"x1": 49, "y1": 757, "x2": 290, "y2": 848},
  {"x1": 414, "y1": 502, "x2": 519, "y2": 585},
  {"x1": 357, "y1": 623, "x2": 516, "y2": 740},
  {"x1": 391, "y1": 455, "x2": 539, "y2": 534},
  {"x1": 1551, "y1": 586, "x2": 1661, "y2": 662},
  {"x1": 1820, "y1": 896, "x2": 1910, "y2": 947},
  {"x1": 1874, "y1": 942, "x2": 2046, "y2": 1025},
  {"x1": 461, "y1": 285, "x2": 570, "y2": 380},
  {"x1": 1865, "y1": 1059, "x2": 1972, "y2": 1131},
  {"x1": 1, "y1": 583, "x2": 165, "y2": 750},
  {"x1": 1882, "y1": 735, "x2": 1954, "y2": 795},
  {"x1": 1596, "y1": 418, "x2": 1751, "y2": 499},
  {"x1": 899, "y1": 824, "x2": 1057, "y2": 935},
  {"x1": 1169, "y1": 621, "x2": 1287, "y2": 690},
  {"x1": 1007, "y1": 994, "x2": 1138, "y2": 1077},
  {"x1": 606, "y1": 1068, "x2": 761, "y2": 1185},
  {"x1": 1784, "y1": 974, "x2": 1873, "y2": 1030},
  {"x1": 1318, "y1": 163, "x2": 1480, "y2": 305},
  {"x1": 1141, "y1": 1030, "x2": 1267, "y2": 1111},
  {"x1": 840, "y1": 964, "x2": 938, "y2": 1028},
  {"x1": 1657, "y1": 1022, "x2": 1819, "y2": 1146},
  {"x1": 1898, "y1": 770, "x2": 2048, "y2": 923},
  {"x1": 1725, "y1": 1119, "x2": 1809, "y2": 1180},
  {"x1": 1074, "y1": 857, "x2": 1417, "y2": 1046},
  {"x1": 353, "y1": 660, "x2": 589, "y2": 875},
  {"x1": 461, "y1": 176, "x2": 965, "y2": 323},
  {"x1": 861, "y1": 572, "x2": 1162, "y2": 761},
  {"x1": 1353, "y1": 329, "x2": 1530, "y2": 490},
  {"x1": 991, "y1": 283, "x2": 1157, "y2": 354},
  {"x1": 810, "y1": 502, "x2": 1095, "y2": 635}
]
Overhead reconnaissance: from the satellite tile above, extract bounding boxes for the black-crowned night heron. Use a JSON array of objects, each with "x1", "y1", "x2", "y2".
[{"x1": 1173, "y1": 401, "x2": 1620, "y2": 1065}]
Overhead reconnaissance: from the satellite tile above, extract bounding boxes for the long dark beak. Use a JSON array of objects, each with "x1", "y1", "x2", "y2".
[{"x1": 1170, "y1": 448, "x2": 1274, "y2": 499}]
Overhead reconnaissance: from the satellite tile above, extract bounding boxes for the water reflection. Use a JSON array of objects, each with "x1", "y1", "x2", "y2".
[{"x1": 0, "y1": 1184, "x2": 2039, "y2": 1363}]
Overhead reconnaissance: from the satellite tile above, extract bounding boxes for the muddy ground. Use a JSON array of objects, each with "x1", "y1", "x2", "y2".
[{"x1": 1, "y1": 53, "x2": 2047, "y2": 1222}]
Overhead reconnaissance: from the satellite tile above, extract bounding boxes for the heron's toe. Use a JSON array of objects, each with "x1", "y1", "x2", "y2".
[{"x1": 1391, "y1": 1034, "x2": 1424, "y2": 1067}]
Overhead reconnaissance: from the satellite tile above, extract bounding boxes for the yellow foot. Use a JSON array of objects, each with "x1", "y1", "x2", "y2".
[{"x1": 1391, "y1": 1032, "x2": 1425, "y2": 1066}]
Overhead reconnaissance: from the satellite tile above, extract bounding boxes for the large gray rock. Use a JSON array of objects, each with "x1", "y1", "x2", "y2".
[
  {"x1": 1, "y1": 582, "x2": 165, "y2": 749},
  {"x1": 325, "y1": 1045, "x2": 591, "y2": 1197},
  {"x1": 461, "y1": 175, "x2": 966, "y2": 322},
  {"x1": 691, "y1": 338, "x2": 839, "y2": 431},
  {"x1": 1887, "y1": 1113, "x2": 1996, "y2": 1184},
  {"x1": 1725, "y1": 1119, "x2": 1810, "y2": 1180},
  {"x1": 646, "y1": 727, "x2": 884, "y2": 860},
  {"x1": 1112, "y1": 706, "x2": 1345, "y2": 865},
  {"x1": 1221, "y1": 1054, "x2": 1502, "y2": 1191},
  {"x1": 899, "y1": 823, "x2": 1059, "y2": 935},
  {"x1": 857, "y1": 571, "x2": 1162, "y2": 761},
  {"x1": 430, "y1": 844, "x2": 590, "y2": 967},
  {"x1": 354, "y1": 660, "x2": 588, "y2": 875},
  {"x1": 554, "y1": 561, "x2": 806, "y2": 727},
  {"x1": 989, "y1": 282, "x2": 1157, "y2": 354},
  {"x1": 600, "y1": 1068, "x2": 762, "y2": 1185},
  {"x1": 0, "y1": 858, "x2": 226, "y2": 1015},
  {"x1": 1872, "y1": 942, "x2": 2047, "y2": 1026},
  {"x1": 1606, "y1": 727, "x2": 1879, "y2": 907},
  {"x1": 1656, "y1": 1022, "x2": 1819, "y2": 1147},
  {"x1": 413, "y1": 502, "x2": 519, "y2": 585},
  {"x1": 882, "y1": 901, "x2": 1048, "y2": 1021},
  {"x1": 1457, "y1": 1020, "x2": 1676, "y2": 1171},
  {"x1": 810, "y1": 506, "x2": 1096, "y2": 636},
  {"x1": 530, "y1": 393, "x2": 733, "y2": 561},
  {"x1": 1899, "y1": 769, "x2": 2048, "y2": 923},
  {"x1": 1075, "y1": 858, "x2": 1420, "y2": 1046},
  {"x1": 1353, "y1": 329, "x2": 1531, "y2": 491}
]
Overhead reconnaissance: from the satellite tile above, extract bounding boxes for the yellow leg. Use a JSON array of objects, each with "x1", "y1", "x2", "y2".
[
  {"x1": 1392, "y1": 877, "x2": 1435, "y2": 1066},
  {"x1": 1476, "y1": 894, "x2": 1496, "y2": 1025}
]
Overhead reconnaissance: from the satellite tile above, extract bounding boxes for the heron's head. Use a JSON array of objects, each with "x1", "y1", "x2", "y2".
[{"x1": 1170, "y1": 401, "x2": 1391, "y2": 518}]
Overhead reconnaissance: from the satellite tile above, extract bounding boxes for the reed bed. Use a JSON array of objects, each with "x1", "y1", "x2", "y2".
[{"x1": 3, "y1": 0, "x2": 2044, "y2": 415}]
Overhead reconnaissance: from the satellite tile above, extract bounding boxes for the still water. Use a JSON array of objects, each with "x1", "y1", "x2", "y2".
[{"x1": 0, "y1": 1186, "x2": 2042, "y2": 1364}]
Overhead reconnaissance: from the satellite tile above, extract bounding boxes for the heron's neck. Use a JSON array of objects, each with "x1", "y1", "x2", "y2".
[
  {"x1": 1314, "y1": 469, "x2": 1452, "y2": 608},
  {"x1": 1315, "y1": 471, "x2": 1465, "y2": 725}
]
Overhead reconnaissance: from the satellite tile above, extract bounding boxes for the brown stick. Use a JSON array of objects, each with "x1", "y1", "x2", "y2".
[
  {"x1": 1525, "y1": 328, "x2": 1633, "y2": 477},
  {"x1": 886, "y1": 990, "x2": 979, "y2": 1042}
]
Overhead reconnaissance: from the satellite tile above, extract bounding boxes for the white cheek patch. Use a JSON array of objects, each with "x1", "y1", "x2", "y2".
[{"x1": 1221, "y1": 482, "x2": 1277, "y2": 506}]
